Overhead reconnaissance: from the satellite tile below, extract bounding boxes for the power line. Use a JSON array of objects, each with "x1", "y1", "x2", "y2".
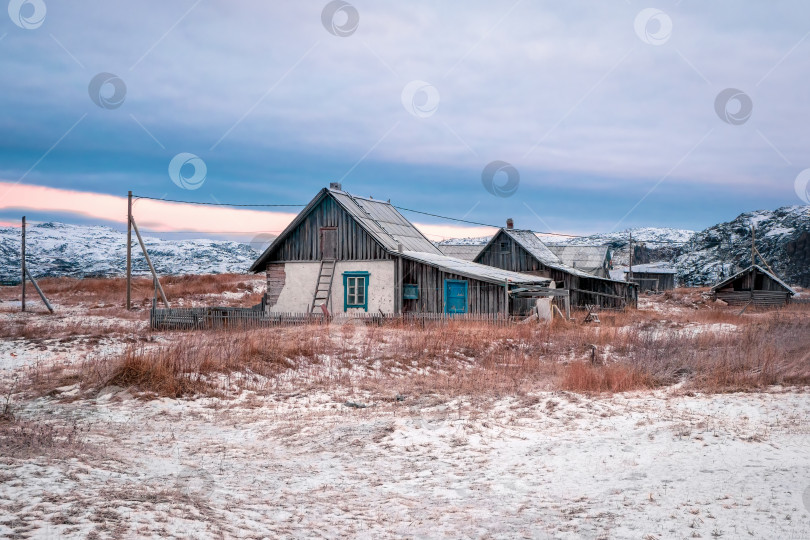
[
  {"x1": 133, "y1": 194, "x2": 305, "y2": 207},
  {"x1": 131, "y1": 193, "x2": 690, "y2": 243}
]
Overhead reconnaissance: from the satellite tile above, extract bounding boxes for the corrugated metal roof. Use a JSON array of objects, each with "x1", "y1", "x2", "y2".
[
  {"x1": 330, "y1": 190, "x2": 441, "y2": 254},
  {"x1": 711, "y1": 264, "x2": 796, "y2": 294},
  {"x1": 546, "y1": 245, "x2": 610, "y2": 273},
  {"x1": 402, "y1": 250, "x2": 553, "y2": 286},
  {"x1": 438, "y1": 244, "x2": 485, "y2": 261}
]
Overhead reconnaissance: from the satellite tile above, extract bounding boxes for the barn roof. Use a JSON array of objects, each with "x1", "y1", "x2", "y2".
[
  {"x1": 437, "y1": 244, "x2": 485, "y2": 261},
  {"x1": 401, "y1": 251, "x2": 553, "y2": 286},
  {"x1": 710, "y1": 264, "x2": 796, "y2": 295},
  {"x1": 546, "y1": 244, "x2": 611, "y2": 272},
  {"x1": 250, "y1": 187, "x2": 441, "y2": 271}
]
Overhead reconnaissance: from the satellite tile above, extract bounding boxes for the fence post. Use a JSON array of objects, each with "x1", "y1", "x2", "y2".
[{"x1": 21, "y1": 216, "x2": 26, "y2": 312}]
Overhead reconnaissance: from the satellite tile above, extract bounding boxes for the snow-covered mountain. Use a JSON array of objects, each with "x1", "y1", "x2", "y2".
[
  {"x1": 674, "y1": 206, "x2": 810, "y2": 287},
  {"x1": 436, "y1": 207, "x2": 809, "y2": 287},
  {"x1": 436, "y1": 236, "x2": 491, "y2": 246},
  {"x1": 550, "y1": 227, "x2": 696, "y2": 247},
  {"x1": 0, "y1": 222, "x2": 261, "y2": 283}
]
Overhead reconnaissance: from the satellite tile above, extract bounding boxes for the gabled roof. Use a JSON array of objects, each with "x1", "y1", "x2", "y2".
[
  {"x1": 477, "y1": 229, "x2": 620, "y2": 281},
  {"x1": 546, "y1": 244, "x2": 610, "y2": 272},
  {"x1": 437, "y1": 244, "x2": 485, "y2": 261},
  {"x1": 250, "y1": 187, "x2": 441, "y2": 271},
  {"x1": 710, "y1": 264, "x2": 796, "y2": 295},
  {"x1": 401, "y1": 251, "x2": 553, "y2": 286},
  {"x1": 501, "y1": 229, "x2": 563, "y2": 266}
]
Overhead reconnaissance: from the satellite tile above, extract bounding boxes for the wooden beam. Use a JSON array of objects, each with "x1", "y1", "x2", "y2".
[
  {"x1": 570, "y1": 288, "x2": 628, "y2": 300},
  {"x1": 130, "y1": 216, "x2": 170, "y2": 308},
  {"x1": 126, "y1": 191, "x2": 132, "y2": 310},
  {"x1": 24, "y1": 267, "x2": 54, "y2": 313}
]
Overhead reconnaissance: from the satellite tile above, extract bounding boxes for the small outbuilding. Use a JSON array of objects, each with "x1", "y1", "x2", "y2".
[
  {"x1": 624, "y1": 263, "x2": 677, "y2": 292},
  {"x1": 710, "y1": 264, "x2": 796, "y2": 307}
]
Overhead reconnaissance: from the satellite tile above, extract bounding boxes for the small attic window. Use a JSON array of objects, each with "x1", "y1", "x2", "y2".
[{"x1": 500, "y1": 241, "x2": 509, "y2": 253}]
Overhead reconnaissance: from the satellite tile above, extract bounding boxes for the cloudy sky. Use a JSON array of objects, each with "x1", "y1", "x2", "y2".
[{"x1": 1, "y1": 0, "x2": 809, "y2": 241}]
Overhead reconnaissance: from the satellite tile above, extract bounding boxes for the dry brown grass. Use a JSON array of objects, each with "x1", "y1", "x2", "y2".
[
  {"x1": 561, "y1": 362, "x2": 653, "y2": 393},
  {"x1": 12, "y1": 287, "x2": 810, "y2": 399},
  {"x1": 0, "y1": 273, "x2": 264, "y2": 311}
]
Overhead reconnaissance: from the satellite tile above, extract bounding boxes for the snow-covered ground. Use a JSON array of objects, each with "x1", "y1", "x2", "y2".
[
  {"x1": 2, "y1": 286, "x2": 809, "y2": 538},
  {"x1": 2, "y1": 387, "x2": 809, "y2": 539}
]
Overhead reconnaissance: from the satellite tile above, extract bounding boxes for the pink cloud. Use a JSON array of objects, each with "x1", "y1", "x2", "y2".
[{"x1": 0, "y1": 182, "x2": 492, "y2": 241}]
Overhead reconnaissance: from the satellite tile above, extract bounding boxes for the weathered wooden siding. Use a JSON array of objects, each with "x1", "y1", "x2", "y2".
[
  {"x1": 267, "y1": 195, "x2": 392, "y2": 262},
  {"x1": 628, "y1": 272, "x2": 676, "y2": 291},
  {"x1": 477, "y1": 231, "x2": 637, "y2": 309},
  {"x1": 401, "y1": 259, "x2": 508, "y2": 314},
  {"x1": 715, "y1": 290, "x2": 791, "y2": 306},
  {"x1": 266, "y1": 263, "x2": 286, "y2": 308},
  {"x1": 713, "y1": 268, "x2": 792, "y2": 306}
]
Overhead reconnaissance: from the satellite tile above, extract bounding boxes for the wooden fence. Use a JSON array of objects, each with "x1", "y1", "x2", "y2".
[{"x1": 150, "y1": 307, "x2": 519, "y2": 331}]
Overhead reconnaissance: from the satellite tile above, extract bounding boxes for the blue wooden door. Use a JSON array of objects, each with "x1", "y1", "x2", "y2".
[{"x1": 444, "y1": 280, "x2": 468, "y2": 314}]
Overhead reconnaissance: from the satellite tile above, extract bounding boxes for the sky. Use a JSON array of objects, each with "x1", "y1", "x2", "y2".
[{"x1": 1, "y1": 0, "x2": 809, "y2": 242}]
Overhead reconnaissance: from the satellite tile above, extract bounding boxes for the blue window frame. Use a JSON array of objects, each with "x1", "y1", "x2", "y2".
[
  {"x1": 343, "y1": 271, "x2": 370, "y2": 311},
  {"x1": 444, "y1": 279, "x2": 468, "y2": 314}
]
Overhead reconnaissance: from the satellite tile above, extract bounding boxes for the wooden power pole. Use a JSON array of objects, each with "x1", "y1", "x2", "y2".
[
  {"x1": 750, "y1": 224, "x2": 756, "y2": 267},
  {"x1": 127, "y1": 191, "x2": 132, "y2": 310},
  {"x1": 21, "y1": 216, "x2": 26, "y2": 312},
  {"x1": 628, "y1": 231, "x2": 633, "y2": 283}
]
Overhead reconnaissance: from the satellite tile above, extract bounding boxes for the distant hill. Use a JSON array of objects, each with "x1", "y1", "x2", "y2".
[
  {"x1": 0, "y1": 222, "x2": 261, "y2": 283},
  {"x1": 2, "y1": 206, "x2": 808, "y2": 287}
]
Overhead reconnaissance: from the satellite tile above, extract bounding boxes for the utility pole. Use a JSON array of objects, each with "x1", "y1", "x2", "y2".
[
  {"x1": 21, "y1": 216, "x2": 26, "y2": 312},
  {"x1": 127, "y1": 191, "x2": 132, "y2": 310},
  {"x1": 628, "y1": 231, "x2": 633, "y2": 283},
  {"x1": 750, "y1": 224, "x2": 755, "y2": 267}
]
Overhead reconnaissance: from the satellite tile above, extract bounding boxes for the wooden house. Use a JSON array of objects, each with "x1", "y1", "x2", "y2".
[
  {"x1": 249, "y1": 185, "x2": 555, "y2": 315},
  {"x1": 710, "y1": 264, "x2": 795, "y2": 307},
  {"x1": 623, "y1": 263, "x2": 677, "y2": 291},
  {"x1": 473, "y1": 224, "x2": 637, "y2": 309}
]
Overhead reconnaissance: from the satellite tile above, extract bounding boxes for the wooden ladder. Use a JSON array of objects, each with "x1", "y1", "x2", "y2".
[{"x1": 311, "y1": 259, "x2": 337, "y2": 314}]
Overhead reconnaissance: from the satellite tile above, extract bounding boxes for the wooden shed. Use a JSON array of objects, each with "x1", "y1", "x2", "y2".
[
  {"x1": 474, "y1": 226, "x2": 637, "y2": 309},
  {"x1": 250, "y1": 184, "x2": 555, "y2": 315},
  {"x1": 711, "y1": 265, "x2": 796, "y2": 307},
  {"x1": 623, "y1": 263, "x2": 677, "y2": 292}
]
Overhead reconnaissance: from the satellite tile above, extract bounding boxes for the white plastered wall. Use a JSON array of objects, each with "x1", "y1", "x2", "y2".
[{"x1": 270, "y1": 260, "x2": 395, "y2": 314}]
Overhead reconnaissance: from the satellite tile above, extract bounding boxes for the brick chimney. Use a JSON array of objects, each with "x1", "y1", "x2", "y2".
[
  {"x1": 506, "y1": 218, "x2": 514, "y2": 230},
  {"x1": 329, "y1": 182, "x2": 342, "y2": 191}
]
